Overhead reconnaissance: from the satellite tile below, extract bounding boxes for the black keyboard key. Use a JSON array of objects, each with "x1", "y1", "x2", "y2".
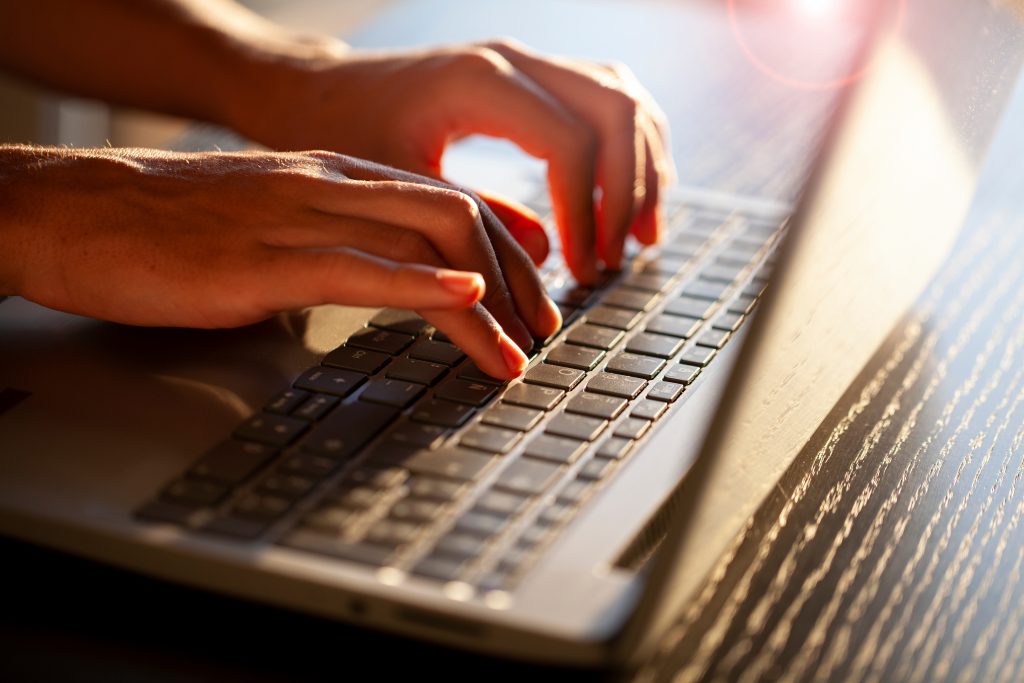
[
  {"x1": 606, "y1": 352, "x2": 666, "y2": 380},
  {"x1": 410, "y1": 398, "x2": 474, "y2": 427},
  {"x1": 664, "y1": 365, "x2": 701, "y2": 385},
  {"x1": 368, "y1": 308, "x2": 429, "y2": 336},
  {"x1": 695, "y1": 328, "x2": 731, "y2": 350},
  {"x1": 586, "y1": 372, "x2": 647, "y2": 400},
  {"x1": 579, "y1": 457, "x2": 616, "y2": 481},
  {"x1": 596, "y1": 437, "x2": 634, "y2": 460},
  {"x1": 280, "y1": 531, "x2": 396, "y2": 566},
  {"x1": 413, "y1": 555, "x2": 470, "y2": 582},
  {"x1": 360, "y1": 378, "x2": 425, "y2": 409},
  {"x1": 408, "y1": 339, "x2": 465, "y2": 366},
  {"x1": 648, "y1": 381, "x2": 684, "y2": 403},
  {"x1": 545, "y1": 344, "x2": 605, "y2": 371},
  {"x1": 279, "y1": 453, "x2": 338, "y2": 479},
  {"x1": 386, "y1": 358, "x2": 448, "y2": 386},
  {"x1": 347, "y1": 327, "x2": 415, "y2": 355},
  {"x1": 435, "y1": 533, "x2": 487, "y2": 558},
  {"x1": 679, "y1": 346, "x2": 718, "y2": 367},
  {"x1": 292, "y1": 393, "x2": 338, "y2": 421},
  {"x1": 234, "y1": 413, "x2": 308, "y2": 447},
  {"x1": 481, "y1": 403, "x2": 544, "y2": 431},
  {"x1": 388, "y1": 421, "x2": 447, "y2": 450},
  {"x1": 700, "y1": 263, "x2": 744, "y2": 284},
  {"x1": 548, "y1": 282, "x2": 594, "y2": 308},
  {"x1": 638, "y1": 255, "x2": 687, "y2": 275},
  {"x1": 712, "y1": 312, "x2": 745, "y2": 332},
  {"x1": 190, "y1": 440, "x2": 276, "y2": 485},
  {"x1": 265, "y1": 389, "x2": 310, "y2": 415},
  {"x1": 301, "y1": 401, "x2": 400, "y2": 457},
  {"x1": 456, "y1": 511, "x2": 508, "y2": 537},
  {"x1": 503, "y1": 383, "x2": 564, "y2": 412},
  {"x1": 295, "y1": 367, "x2": 366, "y2": 398},
  {"x1": 523, "y1": 363, "x2": 585, "y2": 391},
  {"x1": 256, "y1": 473, "x2": 315, "y2": 500},
  {"x1": 495, "y1": 459, "x2": 563, "y2": 495},
  {"x1": 364, "y1": 519, "x2": 422, "y2": 547},
  {"x1": 231, "y1": 492, "x2": 292, "y2": 521},
  {"x1": 524, "y1": 434, "x2": 588, "y2": 464},
  {"x1": 615, "y1": 417, "x2": 651, "y2": 440},
  {"x1": 682, "y1": 280, "x2": 729, "y2": 301},
  {"x1": 626, "y1": 333, "x2": 684, "y2": 359},
  {"x1": 663, "y1": 296, "x2": 717, "y2": 319},
  {"x1": 632, "y1": 399, "x2": 667, "y2": 421},
  {"x1": 566, "y1": 393, "x2": 628, "y2": 420},
  {"x1": 322, "y1": 346, "x2": 389, "y2": 375},
  {"x1": 518, "y1": 524, "x2": 552, "y2": 548},
  {"x1": 161, "y1": 479, "x2": 227, "y2": 507},
  {"x1": 380, "y1": 447, "x2": 495, "y2": 481},
  {"x1": 299, "y1": 505, "x2": 362, "y2": 534},
  {"x1": 330, "y1": 485, "x2": 382, "y2": 510},
  {"x1": 537, "y1": 503, "x2": 574, "y2": 527},
  {"x1": 584, "y1": 305, "x2": 644, "y2": 331},
  {"x1": 546, "y1": 412, "x2": 607, "y2": 441},
  {"x1": 645, "y1": 314, "x2": 701, "y2": 339},
  {"x1": 344, "y1": 466, "x2": 408, "y2": 490},
  {"x1": 434, "y1": 378, "x2": 498, "y2": 407},
  {"x1": 557, "y1": 479, "x2": 593, "y2": 505},
  {"x1": 458, "y1": 362, "x2": 508, "y2": 385},
  {"x1": 602, "y1": 288, "x2": 658, "y2": 312},
  {"x1": 389, "y1": 498, "x2": 447, "y2": 523},
  {"x1": 728, "y1": 294, "x2": 758, "y2": 315},
  {"x1": 459, "y1": 424, "x2": 522, "y2": 454},
  {"x1": 475, "y1": 490, "x2": 530, "y2": 517},
  {"x1": 565, "y1": 324, "x2": 624, "y2": 350},
  {"x1": 408, "y1": 476, "x2": 466, "y2": 501},
  {"x1": 621, "y1": 271, "x2": 675, "y2": 292}
]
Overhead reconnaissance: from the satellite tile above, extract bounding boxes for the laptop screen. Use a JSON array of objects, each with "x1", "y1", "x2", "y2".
[{"x1": 623, "y1": 0, "x2": 1024, "y2": 659}]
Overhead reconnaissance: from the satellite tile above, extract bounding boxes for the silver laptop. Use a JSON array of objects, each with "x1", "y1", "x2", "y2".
[{"x1": 2, "y1": 0, "x2": 1022, "y2": 667}]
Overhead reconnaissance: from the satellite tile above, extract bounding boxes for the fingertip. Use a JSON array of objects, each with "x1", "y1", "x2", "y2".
[
  {"x1": 436, "y1": 269, "x2": 486, "y2": 306},
  {"x1": 499, "y1": 332, "x2": 529, "y2": 378}
]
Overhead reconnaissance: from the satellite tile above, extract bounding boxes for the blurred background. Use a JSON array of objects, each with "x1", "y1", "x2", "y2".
[{"x1": 0, "y1": 0, "x2": 392, "y2": 149}]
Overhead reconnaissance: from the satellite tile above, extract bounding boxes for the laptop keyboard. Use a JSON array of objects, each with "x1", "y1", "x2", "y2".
[{"x1": 136, "y1": 191, "x2": 786, "y2": 592}]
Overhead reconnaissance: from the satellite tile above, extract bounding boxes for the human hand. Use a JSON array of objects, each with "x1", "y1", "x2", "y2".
[
  {"x1": 230, "y1": 38, "x2": 676, "y2": 285},
  {"x1": 0, "y1": 145, "x2": 562, "y2": 378}
]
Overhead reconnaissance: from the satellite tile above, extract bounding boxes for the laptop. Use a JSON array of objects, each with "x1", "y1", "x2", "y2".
[{"x1": 2, "y1": 0, "x2": 1022, "y2": 668}]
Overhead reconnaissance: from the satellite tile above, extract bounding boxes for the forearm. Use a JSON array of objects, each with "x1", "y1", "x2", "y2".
[{"x1": 0, "y1": 0, "x2": 347, "y2": 129}]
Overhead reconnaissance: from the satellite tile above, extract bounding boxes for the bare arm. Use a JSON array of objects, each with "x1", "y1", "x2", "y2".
[{"x1": 0, "y1": 0, "x2": 340, "y2": 131}]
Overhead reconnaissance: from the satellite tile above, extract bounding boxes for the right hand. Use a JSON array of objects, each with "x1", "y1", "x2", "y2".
[{"x1": 0, "y1": 145, "x2": 562, "y2": 378}]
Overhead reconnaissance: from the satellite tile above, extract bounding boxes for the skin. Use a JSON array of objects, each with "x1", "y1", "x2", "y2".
[{"x1": 0, "y1": 0, "x2": 675, "y2": 379}]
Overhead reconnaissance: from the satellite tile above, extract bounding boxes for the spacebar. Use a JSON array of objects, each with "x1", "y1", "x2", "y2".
[{"x1": 299, "y1": 401, "x2": 399, "y2": 458}]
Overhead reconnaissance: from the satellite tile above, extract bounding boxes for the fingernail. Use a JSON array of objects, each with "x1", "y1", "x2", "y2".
[
  {"x1": 499, "y1": 332, "x2": 529, "y2": 377},
  {"x1": 436, "y1": 269, "x2": 484, "y2": 303},
  {"x1": 537, "y1": 294, "x2": 562, "y2": 337}
]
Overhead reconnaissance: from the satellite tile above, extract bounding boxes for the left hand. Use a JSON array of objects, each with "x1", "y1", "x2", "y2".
[{"x1": 228, "y1": 38, "x2": 676, "y2": 286}]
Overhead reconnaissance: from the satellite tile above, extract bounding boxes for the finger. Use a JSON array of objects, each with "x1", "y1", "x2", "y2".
[
  {"x1": 298, "y1": 173, "x2": 535, "y2": 349},
  {"x1": 411, "y1": 50, "x2": 602, "y2": 284},
  {"x1": 254, "y1": 247, "x2": 485, "y2": 312},
  {"x1": 476, "y1": 190, "x2": 549, "y2": 266},
  {"x1": 482, "y1": 41, "x2": 646, "y2": 271},
  {"x1": 419, "y1": 305, "x2": 529, "y2": 380},
  {"x1": 631, "y1": 119, "x2": 666, "y2": 246}
]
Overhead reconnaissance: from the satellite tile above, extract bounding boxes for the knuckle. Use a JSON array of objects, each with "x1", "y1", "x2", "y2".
[
  {"x1": 605, "y1": 88, "x2": 639, "y2": 127},
  {"x1": 436, "y1": 188, "x2": 484, "y2": 236},
  {"x1": 480, "y1": 37, "x2": 524, "y2": 54},
  {"x1": 447, "y1": 46, "x2": 511, "y2": 77}
]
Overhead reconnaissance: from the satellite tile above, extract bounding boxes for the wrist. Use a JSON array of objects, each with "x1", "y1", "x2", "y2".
[{"x1": 216, "y1": 28, "x2": 351, "y2": 146}]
